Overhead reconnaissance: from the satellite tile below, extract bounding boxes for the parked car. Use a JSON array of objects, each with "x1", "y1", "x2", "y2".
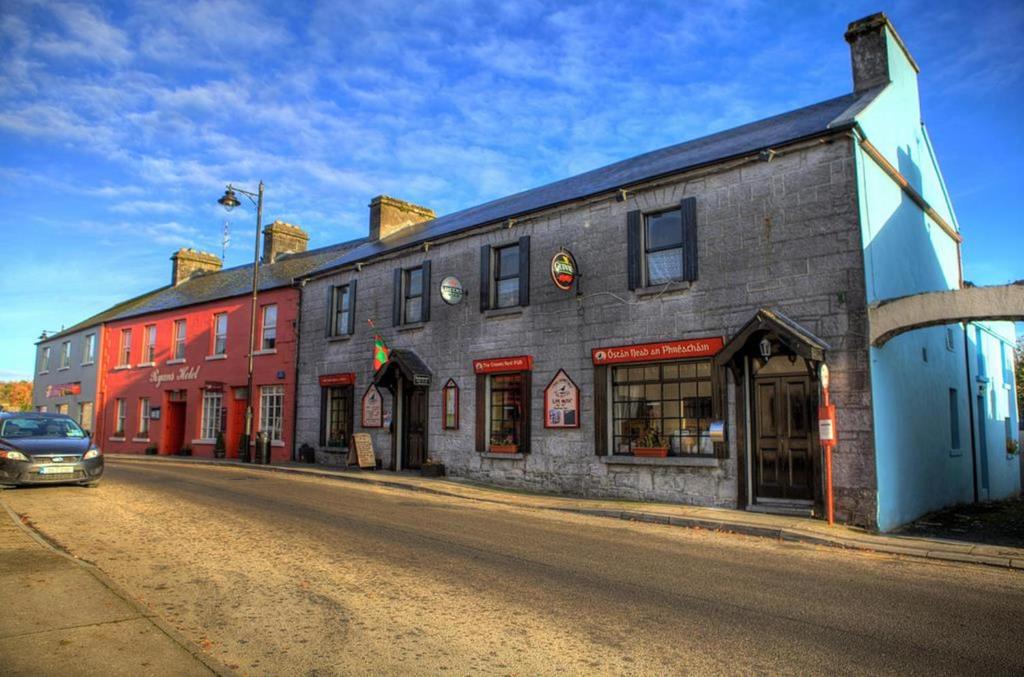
[{"x1": 0, "y1": 412, "x2": 103, "y2": 487}]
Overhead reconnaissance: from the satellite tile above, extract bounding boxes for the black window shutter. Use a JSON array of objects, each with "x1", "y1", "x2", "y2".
[
  {"x1": 627, "y1": 210, "x2": 642, "y2": 290},
  {"x1": 325, "y1": 286, "x2": 335, "y2": 337},
  {"x1": 475, "y1": 374, "x2": 487, "y2": 451},
  {"x1": 518, "y1": 235, "x2": 530, "y2": 307},
  {"x1": 392, "y1": 268, "x2": 403, "y2": 326},
  {"x1": 347, "y1": 280, "x2": 357, "y2": 335},
  {"x1": 479, "y1": 245, "x2": 492, "y2": 312},
  {"x1": 344, "y1": 385, "x2": 355, "y2": 449},
  {"x1": 681, "y1": 197, "x2": 698, "y2": 282},
  {"x1": 421, "y1": 260, "x2": 431, "y2": 323},
  {"x1": 319, "y1": 387, "x2": 327, "y2": 447},
  {"x1": 594, "y1": 365, "x2": 608, "y2": 455}
]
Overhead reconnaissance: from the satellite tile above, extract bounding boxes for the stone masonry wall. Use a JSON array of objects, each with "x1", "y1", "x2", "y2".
[{"x1": 295, "y1": 137, "x2": 876, "y2": 526}]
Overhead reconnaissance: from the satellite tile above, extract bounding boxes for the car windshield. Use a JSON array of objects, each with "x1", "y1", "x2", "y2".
[{"x1": 0, "y1": 417, "x2": 86, "y2": 439}]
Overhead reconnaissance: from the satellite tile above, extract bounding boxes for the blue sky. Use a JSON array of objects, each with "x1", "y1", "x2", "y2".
[{"x1": 1, "y1": 0, "x2": 1022, "y2": 380}]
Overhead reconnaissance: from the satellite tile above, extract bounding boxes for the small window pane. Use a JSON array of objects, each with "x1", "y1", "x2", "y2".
[
  {"x1": 496, "y1": 279, "x2": 518, "y2": 308},
  {"x1": 646, "y1": 249, "x2": 683, "y2": 285},
  {"x1": 407, "y1": 268, "x2": 423, "y2": 297},
  {"x1": 497, "y1": 246, "x2": 518, "y2": 278},
  {"x1": 662, "y1": 364, "x2": 678, "y2": 379},
  {"x1": 646, "y1": 210, "x2": 683, "y2": 250},
  {"x1": 405, "y1": 298, "x2": 422, "y2": 324}
]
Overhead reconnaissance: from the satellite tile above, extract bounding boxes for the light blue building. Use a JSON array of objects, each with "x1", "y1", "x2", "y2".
[{"x1": 845, "y1": 14, "x2": 1020, "y2": 530}]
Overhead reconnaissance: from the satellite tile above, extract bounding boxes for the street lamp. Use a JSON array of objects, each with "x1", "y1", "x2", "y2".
[{"x1": 217, "y1": 181, "x2": 264, "y2": 463}]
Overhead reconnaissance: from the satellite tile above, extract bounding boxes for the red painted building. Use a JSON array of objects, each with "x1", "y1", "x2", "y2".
[{"x1": 94, "y1": 222, "x2": 363, "y2": 462}]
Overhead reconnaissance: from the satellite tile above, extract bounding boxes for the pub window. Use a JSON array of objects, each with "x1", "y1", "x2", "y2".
[
  {"x1": 489, "y1": 374, "x2": 524, "y2": 451},
  {"x1": 479, "y1": 237, "x2": 530, "y2": 311},
  {"x1": 39, "y1": 346, "x2": 50, "y2": 373},
  {"x1": 321, "y1": 386, "x2": 354, "y2": 448},
  {"x1": 328, "y1": 283, "x2": 355, "y2": 337},
  {"x1": 56, "y1": 403, "x2": 68, "y2": 415},
  {"x1": 138, "y1": 397, "x2": 151, "y2": 437},
  {"x1": 60, "y1": 341, "x2": 71, "y2": 369},
  {"x1": 83, "y1": 333, "x2": 96, "y2": 364},
  {"x1": 627, "y1": 197, "x2": 697, "y2": 290},
  {"x1": 611, "y1": 360, "x2": 713, "y2": 456},
  {"x1": 114, "y1": 398, "x2": 126, "y2": 437},
  {"x1": 442, "y1": 379, "x2": 459, "y2": 430},
  {"x1": 392, "y1": 262, "x2": 431, "y2": 326},
  {"x1": 79, "y1": 401, "x2": 93, "y2": 429},
  {"x1": 143, "y1": 324, "x2": 157, "y2": 363},
  {"x1": 261, "y1": 304, "x2": 277, "y2": 350},
  {"x1": 212, "y1": 313, "x2": 228, "y2": 355},
  {"x1": 259, "y1": 385, "x2": 285, "y2": 442},
  {"x1": 173, "y1": 319, "x2": 186, "y2": 360},
  {"x1": 119, "y1": 329, "x2": 132, "y2": 367},
  {"x1": 201, "y1": 391, "x2": 223, "y2": 439}
]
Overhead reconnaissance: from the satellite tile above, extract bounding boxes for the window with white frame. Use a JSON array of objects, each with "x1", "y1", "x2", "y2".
[
  {"x1": 119, "y1": 329, "x2": 132, "y2": 366},
  {"x1": 60, "y1": 341, "x2": 71, "y2": 369},
  {"x1": 143, "y1": 324, "x2": 156, "y2": 363},
  {"x1": 201, "y1": 391, "x2": 223, "y2": 439},
  {"x1": 261, "y1": 304, "x2": 277, "y2": 350},
  {"x1": 138, "y1": 397, "x2": 151, "y2": 437},
  {"x1": 259, "y1": 385, "x2": 284, "y2": 442},
  {"x1": 173, "y1": 319, "x2": 186, "y2": 359},
  {"x1": 83, "y1": 333, "x2": 96, "y2": 364},
  {"x1": 212, "y1": 313, "x2": 228, "y2": 355},
  {"x1": 114, "y1": 398, "x2": 126, "y2": 436},
  {"x1": 39, "y1": 346, "x2": 50, "y2": 373}
]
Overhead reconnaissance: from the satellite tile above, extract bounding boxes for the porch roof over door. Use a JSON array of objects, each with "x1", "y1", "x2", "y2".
[{"x1": 715, "y1": 308, "x2": 830, "y2": 368}]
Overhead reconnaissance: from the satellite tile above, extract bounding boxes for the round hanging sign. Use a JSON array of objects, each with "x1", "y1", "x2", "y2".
[
  {"x1": 550, "y1": 250, "x2": 578, "y2": 291},
  {"x1": 439, "y1": 276, "x2": 465, "y2": 305}
]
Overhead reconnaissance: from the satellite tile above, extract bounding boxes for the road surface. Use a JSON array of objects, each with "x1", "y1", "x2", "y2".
[{"x1": 3, "y1": 461, "x2": 1022, "y2": 676}]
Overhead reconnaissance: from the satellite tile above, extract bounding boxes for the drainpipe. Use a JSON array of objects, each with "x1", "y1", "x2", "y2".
[
  {"x1": 290, "y1": 280, "x2": 304, "y2": 462},
  {"x1": 963, "y1": 322, "x2": 979, "y2": 503}
]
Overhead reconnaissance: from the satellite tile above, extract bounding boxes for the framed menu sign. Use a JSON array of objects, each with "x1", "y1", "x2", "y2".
[
  {"x1": 544, "y1": 369, "x2": 579, "y2": 428},
  {"x1": 361, "y1": 384, "x2": 384, "y2": 428}
]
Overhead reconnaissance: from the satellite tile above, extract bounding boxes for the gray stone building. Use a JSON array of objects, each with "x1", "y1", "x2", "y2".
[{"x1": 293, "y1": 14, "x2": 1017, "y2": 529}]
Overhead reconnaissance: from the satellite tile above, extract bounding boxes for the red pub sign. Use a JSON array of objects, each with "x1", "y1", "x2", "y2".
[
  {"x1": 319, "y1": 373, "x2": 356, "y2": 387},
  {"x1": 591, "y1": 337, "x2": 724, "y2": 366},
  {"x1": 473, "y1": 355, "x2": 533, "y2": 374}
]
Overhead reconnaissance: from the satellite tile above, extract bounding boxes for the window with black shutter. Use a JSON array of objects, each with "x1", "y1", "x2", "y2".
[
  {"x1": 627, "y1": 197, "x2": 698, "y2": 288},
  {"x1": 394, "y1": 262, "x2": 431, "y2": 325},
  {"x1": 327, "y1": 282, "x2": 355, "y2": 337},
  {"x1": 481, "y1": 237, "x2": 530, "y2": 310}
]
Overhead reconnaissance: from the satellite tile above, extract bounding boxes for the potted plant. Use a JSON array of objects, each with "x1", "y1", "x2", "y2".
[
  {"x1": 144, "y1": 444, "x2": 158, "y2": 456},
  {"x1": 213, "y1": 432, "x2": 226, "y2": 459},
  {"x1": 177, "y1": 445, "x2": 192, "y2": 457},
  {"x1": 1007, "y1": 438, "x2": 1020, "y2": 457},
  {"x1": 420, "y1": 456, "x2": 446, "y2": 477},
  {"x1": 489, "y1": 434, "x2": 518, "y2": 454},
  {"x1": 634, "y1": 428, "x2": 670, "y2": 458}
]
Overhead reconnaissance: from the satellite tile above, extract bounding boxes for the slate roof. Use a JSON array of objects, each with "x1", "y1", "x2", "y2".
[
  {"x1": 307, "y1": 87, "x2": 881, "y2": 278},
  {"x1": 104, "y1": 237, "x2": 366, "y2": 322},
  {"x1": 39, "y1": 287, "x2": 169, "y2": 344}
]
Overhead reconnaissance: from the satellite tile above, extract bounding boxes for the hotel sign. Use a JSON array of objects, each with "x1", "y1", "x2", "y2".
[
  {"x1": 473, "y1": 355, "x2": 533, "y2": 374},
  {"x1": 45, "y1": 382, "x2": 81, "y2": 398},
  {"x1": 319, "y1": 373, "x2": 356, "y2": 387},
  {"x1": 591, "y1": 337, "x2": 724, "y2": 366},
  {"x1": 149, "y1": 365, "x2": 201, "y2": 387}
]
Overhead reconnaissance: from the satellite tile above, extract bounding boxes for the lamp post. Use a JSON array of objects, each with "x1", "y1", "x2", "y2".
[{"x1": 217, "y1": 181, "x2": 264, "y2": 463}]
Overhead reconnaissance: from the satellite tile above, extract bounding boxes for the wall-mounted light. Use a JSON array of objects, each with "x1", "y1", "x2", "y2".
[{"x1": 759, "y1": 337, "x2": 772, "y2": 360}]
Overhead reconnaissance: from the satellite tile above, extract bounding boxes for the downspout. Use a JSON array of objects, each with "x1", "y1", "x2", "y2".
[
  {"x1": 963, "y1": 322, "x2": 979, "y2": 502},
  {"x1": 290, "y1": 280, "x2": 304, "y2": 462}
]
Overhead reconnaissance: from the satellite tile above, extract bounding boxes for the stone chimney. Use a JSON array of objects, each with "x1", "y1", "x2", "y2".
[
  {"x1": 171, "y1": 249, "x2": 222, "y2": 286},
  {"x1": 845, "y1": 12, "x2": 919, "y2": 94},
  {"x1": 369, "y1": 195, "x2": 435, "y2": 242},
  {"x1": 262, "y1": 220, "x2": 309, "y2": 263}
]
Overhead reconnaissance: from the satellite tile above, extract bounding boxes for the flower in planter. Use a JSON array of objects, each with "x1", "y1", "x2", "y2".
[{"x1": 1008, "y1": 438, "x2": 1020, "y2": 456}]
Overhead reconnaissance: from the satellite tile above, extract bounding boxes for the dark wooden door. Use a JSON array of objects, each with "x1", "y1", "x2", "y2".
[
  {"x1": 403, "y1": 386, "x2": 428, "y2": 469},
  {"x1": 754, "y1": 374, "x2": 814, "y2": 501}
]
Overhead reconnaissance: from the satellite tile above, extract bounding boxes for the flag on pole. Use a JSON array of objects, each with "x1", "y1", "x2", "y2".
[{"x1": 373, "y1": 334, "x2": 390, "y2": 372}]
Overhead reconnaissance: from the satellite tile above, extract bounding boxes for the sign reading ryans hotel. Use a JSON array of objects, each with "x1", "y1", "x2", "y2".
[
  {"x1": 591, "y1": 337, "x2": 725, "y2": 366},
  {"x1": 149, "y1": 365, "x2": 201, "y2": 387},
  {"x1": 473, "y1": 356, "x2": 533, "y2": 374}
]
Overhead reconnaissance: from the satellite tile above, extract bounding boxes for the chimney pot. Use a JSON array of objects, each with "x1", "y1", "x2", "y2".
[
  {"x1": 170, "y1": 248, "x2": 222, "y2": 286},
  {"x1": 369, "y1": 195, "x2": 435, "y2": 242},
  {"x1": 845, "y1": 12, "x2": 919, "y2": 94},
  {"x1": 262, "y1": 220, "x2": 309, "y2": 263}
]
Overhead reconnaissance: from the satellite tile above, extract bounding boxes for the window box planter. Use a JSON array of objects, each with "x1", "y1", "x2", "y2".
[
  {"x1": 489, "y1": 444, "x2": 519, "y2": 454},
  {"x1": 634, "y1": 446, "x2": 670, "y2": 458}
]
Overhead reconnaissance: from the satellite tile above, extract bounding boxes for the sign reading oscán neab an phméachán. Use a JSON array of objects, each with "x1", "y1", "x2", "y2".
[{"x1": 591, "y1": 337, "x2": 724, "y2": 366}]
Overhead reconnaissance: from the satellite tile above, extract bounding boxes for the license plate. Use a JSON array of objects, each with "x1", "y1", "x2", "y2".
[{"x1": 40, "y1": 466, "x2": 75, "y2": 475}]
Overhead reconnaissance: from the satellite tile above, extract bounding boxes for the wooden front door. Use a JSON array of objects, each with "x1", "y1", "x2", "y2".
[
  {"x1": 753, "y1": 373, "x2": 815, "y2": 501},
  {"x1": 403, "y1": 386, "x2": 428, "y2": 469}
]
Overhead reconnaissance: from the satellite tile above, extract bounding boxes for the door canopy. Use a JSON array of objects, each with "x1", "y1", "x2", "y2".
[
  {"x1": 373, "y1": 349, "x2": 432, "y2": 392},
  {"x1": 715, "y1": 308, "x2": 830, "y2": 373}
]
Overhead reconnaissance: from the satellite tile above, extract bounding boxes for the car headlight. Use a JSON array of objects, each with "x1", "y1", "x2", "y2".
[
  {"x1": 0, "y1": 450, "x2": 29, "y2": 462},
  {"x1": 83, "y1": 447, "x2": 102, "y2": 460}
]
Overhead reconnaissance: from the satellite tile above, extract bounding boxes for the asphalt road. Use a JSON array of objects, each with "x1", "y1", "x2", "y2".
[{"x1": 4, "y1": 461, "x2": 1023, "y2": 676}]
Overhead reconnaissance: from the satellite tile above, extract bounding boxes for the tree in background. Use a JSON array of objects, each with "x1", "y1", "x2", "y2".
[{"x1": 0, "y1": 380, "x2": 33, "y2": 412}]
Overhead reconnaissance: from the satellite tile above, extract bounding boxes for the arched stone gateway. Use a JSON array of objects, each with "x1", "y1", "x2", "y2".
[{"x1": 869, "y1": 283, "x2": 1024, "y2": 347}]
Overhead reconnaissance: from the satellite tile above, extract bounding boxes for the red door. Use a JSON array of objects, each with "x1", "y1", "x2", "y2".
[
  {"x1": 226, "y1": 395, "x2": 247, "y2": 459},
  {"x1": 163, "y1": 401, "x2": 187, "y2": 455}
]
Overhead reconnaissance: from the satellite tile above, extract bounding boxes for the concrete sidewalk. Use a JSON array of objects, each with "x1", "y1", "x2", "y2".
[
  {"x1": 109, "y1": 454, "x2": 1024, "y2": 571},
  {"x1": 0, "y1": 499, "x2": 229, "y2": 676}
]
